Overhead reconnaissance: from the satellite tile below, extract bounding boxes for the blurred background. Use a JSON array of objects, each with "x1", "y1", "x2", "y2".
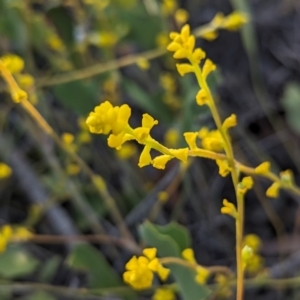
[{"x1": 0, "y1": 0, "x2": 300, "y2": 299}]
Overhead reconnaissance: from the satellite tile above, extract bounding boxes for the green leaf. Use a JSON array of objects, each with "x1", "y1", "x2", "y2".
[
  {"x1": 67, "y1": 244, "x2": 135, "y2": 299},
  {"x1": 153, "y1": 222, "x2": 191, "y2": 253},
  {"x1": 0, "y1": 245, "x2": 39, "y2": 279},
  {"x1": 139, "y1": 221, "x2": 211, "y2": 300},
  {"x1": 53, "y1": 80, "x2": 99, "y2": 115},
  {"x1": 281, "y1": 83, "x2": 300, "y2": 134},
  {"x1": 68, "y1": 244, "x2": 120, "y2": 288}
]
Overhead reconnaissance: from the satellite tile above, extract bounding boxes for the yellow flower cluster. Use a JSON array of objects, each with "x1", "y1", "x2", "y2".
[
  {"x1": 0, "y1": 225, "x2": 32, "y2": 253},
  {"x1": 181, "y1": 248, "x2": 210, "y2": 284},
  {"x1": 0, "y1": 54, "x2": 35, "y2": 103},
  {"x1": 242, "y1": 234, "x2": 264, "y2": 274},
  {"x1": 86, "y1": 101, "x2": 189, "y2": 169},
  {"x1": 0, "y1": 163, "x2": 12, "y2": 180},
  {"x1": 197, "y1": 11, "x2": 249, "y2": 41},
  {"x1": 123, "y1": 248, "x2": 170, "y2": 290}
]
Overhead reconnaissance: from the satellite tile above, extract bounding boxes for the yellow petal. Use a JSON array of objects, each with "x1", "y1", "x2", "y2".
[
  {"x1": 143, "y1": 248, "x2": 157, "y2": 260},
  {"x1": 184, "y1": 132, "x2": 198, "y2": 150},
  {"x1": 182, "y1": 248, "x2": 196, "y2": 263},
  {"x1": 138, "y1": 145, "x2": 152, "y2": 168},
  {"x1": 168, "y1": 148, "x2": 189, "y2": 163},
  {"x1": 152, "y1": 155, "x2": 173, "y2": 169}
]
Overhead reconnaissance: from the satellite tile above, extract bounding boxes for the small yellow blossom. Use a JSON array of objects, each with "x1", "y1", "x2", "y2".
[
  {"x1": 156, "y1": 32, "x2": 169, "y2": 47},
  {"x1": 176, "y1": 63, "x2": 194, "y2": 76},
  {"x1": 216, "y1": 159, "x2": 231, "y2": 177},
  {"x1": 16, "y1": 73, "x2": 35, "y2": 89},
  {"x1": 280, "y1": 169, "x2": 294, "y2": 186},
  {"x1": 238, "y1": 176, "x2": 254, "y2": 195},
  {"x1": 13, "y1": 227, "x2": 33, "y2": 240},
  {"x1": 78, "y1": 131, "x2": 91, "y2": 144},
  {"x1": 243, "y1": 234, "x2": 261, "y2": 252},
  {"x1": 152, "y1": 288, "x2": 175, "y2": 300},
  {"x1": 201, "y1": 31, "x2": 219, "y2": 41},
  {"x1": 222, "y1": 114, "x2": 237, "y2": 130},
  {"x1": 158, "y1": 191, "x2": 169, "y2": 203},
  {"x1": 138, "y1": 145, "x2": 152, "y2": 168},
  {"x1": 184, "y1": 132, "x2": 198, "y2": 150},
  {"x1": 199, "y1": 128, "x2": 223, "y2": 152},
  {"x1": 221, "y1": 11, "x2": 249, "y2": 31},
  {"x1": 195, "y1": 266, "x2": 210, "y2": 284},
  {"x1": 0, "y1": 54, "x2": 24, "y2": 74},
  {"x1": 99, "y1": 31, "x2": 118, "y2": 47},
  {"x1": 266, "y1": 182, "x2": 280, "y2": 198},
  {"x1": 202, "y1": 59, "x2": 216, "y2": 79},
  {"x1": 182, "y1": 248, "x2": 196, "y2": 263},
  {"x1": 241, "y1": 245, "x2": 254, "y2": 269},
  {"x1": 164, "y1": 129, "x2": 179, "y2": 147},
  {"x1": 123, "y1": 248, "x2": 170, "y2": 290},
  {"x1": 255, "y1": 161, "x2": 270, "y2": 174},
  {"x1": 12, "y1": 89, "x2": 27, "y2": 103},
  {"x1": 86, "y1": 101, "x2": 131, "y2": 135},
  {"x1": 175, "y1": 9, "x2": 189, "y2": 25},
  {"x1": 196, "y1": 89, "x2": 208, "y2": 106},
  {"x1": 152, "y1": 155, "x2": 173, "y2": 169},
  {"x1": 160, "y1": 73, "x2": 176, "y2": 93},
  {"x1": 168, "y1": 148, "x2": 189, "y2": 163},
  {"x1": 137, "y1": 58, "x2": 150, "y2": 70},
  {"x1": 116, "y1": 143, "x2": 137, "y2": 160},
  {"x1": 62, "y1": 133, "x2": 75, "y2": 145},
  {"x1": 161, "y1": 0, "x2": 177, "y2": 16},
  {"x1": 0, "y1": 163, "x2": 12, "y2": 179},
  {"x1": 221, "y1": 199, "x2": 237, "y2": 218},
  {"x1": 246, "y1": 253, "x2": 264, "y2": 274}
]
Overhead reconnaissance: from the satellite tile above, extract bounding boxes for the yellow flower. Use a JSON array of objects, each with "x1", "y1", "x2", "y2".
[
  {"x1": 195, "y1": 266, "x2": 210, "y2": 284},
  {"x1": 241, "y1": 245, "x2": 253, "y2": 269},
  {"x1": 0, "y1": 54, "x2": 24, "y2": 74},
  {"x1": 184, "y1": 132, "x2": 198, "y2": 150},
  {"x1": 196, "y1": 89, "x2": 208, "y2": 106},
  {"x1": 152, "y1": 288, "x2": 176, "y2": 300},
  {"x1": 160, "y1": 73, "x2": 176, "y2": 93},
  {"x1": 255, "y1": 162, "x2": 270, "y2": 174},
  {"x1": 201, "y1": 31, "x2": 219, "y2": 41},
  {"x1": 161, "y1": 0, "x2": 177, "y2": 16},
  {"x1": 98, "y1": 31, "x2": 118, "y2": 47},
  {"x1": 16, "y1": 73, "x2": 35, "y2": 89},
  {"x1": 266, "y1": 182, "x2": 280, "y2": 198},
  {"x1": 246, "y1": 253, "x2": 264, "y2": 274},
  {"x1": 168, "y1": 148, "x2": 189, "y2": 163},
  {"x1": 238, "y1": 176, "x2": 254, "y2": 194},
  {"x1": 137, "y1": 58, "x2": 150, "y2": 70},
  {"x1": 202, "y1": 59, "x2": 216, "y2": 79},
  {"x1": 222, "y1": 114, "x2": 237, "y2": 130},
  {"x1": 138, "y1": 145, "x2": 152, "y2": 168},
  {"x1": 175, "y1": 9, "x2": 189, "y2": 25},
  {"x1": 13, "y1": 227, "x2": 33, "y2": 240},
  {"x1": 220, "y1": 199, "x2": 237, "y2": 218},
  {"x1": 12, "y1": 89, "x2": 27, "y2": 103},
  {"x1": 123, "y1": 256, "x2": 154, "y2": 290},
  {"x1": 216, "y1": 159, "x2": 231, "y2": 177},
  {"x1": 221, "y1": 11, "x2": 249, "y2": 31},
  {"x1": 280, "y1": 169, "x2": 294, "y2": 186},
  {"x1": 152, "y1": 155, "x2": 173, "y2": 169},
  {"x1": 176, "y1": 63, "x2": 194, "y2": 76},
  {"x1": 86, "y1": 101, "x2": 131, "y2": 135},
  {"x1": 182, "y1": 248, "x2": 196, "y2": 263},
  {"x1": 0, "y1": 163, "x2": 12, "y2": 179},
  {"x1": 156, "y1": 32, "x2": 169, "y2": 47},
  {"x1": 78, "y1": 131, "x2": 91, "y2": 144},
  {"x1": 164, "y1": 129, "x2": 179, "y2": 147},
  {"x1": 62, "y1": 133, "x2": 75, "y2": 145},
  {"x1": 199, "y1": 128, "x2": 223, "y2": 152},
  {"x1": 123, "y1": 248, "x2": 170, "y2": 290},
  {"x1": 243, "y1": 234, "x2": 261, "y2": 252},
  {"x1": 116, "y1": 143, "x2": 137, "y2": 160}
]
